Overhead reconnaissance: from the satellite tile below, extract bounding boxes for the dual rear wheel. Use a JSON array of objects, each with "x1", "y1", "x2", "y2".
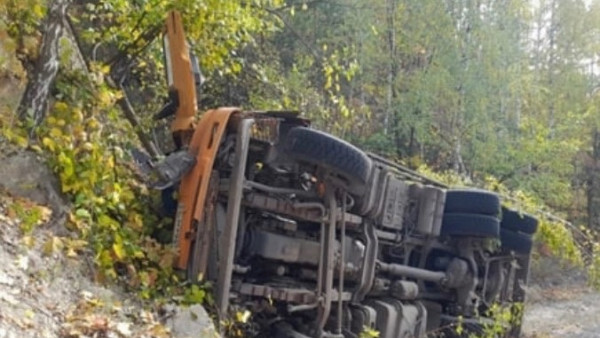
[{"x1": 441, "y1": 189, "x2": 538, "y2": 254}]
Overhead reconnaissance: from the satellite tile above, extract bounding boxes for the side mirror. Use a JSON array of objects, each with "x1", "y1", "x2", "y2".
[
  {"x1": 189, "y1": 52, "x2": 204, "y2": 107},
  {"x1": 162, "y1": 33, "x2": 174, "y2": 87}
]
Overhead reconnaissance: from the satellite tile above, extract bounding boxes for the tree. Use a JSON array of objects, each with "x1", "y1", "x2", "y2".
[{"x1": 13, "y1": 0, "x2": 70, "y2": 129}]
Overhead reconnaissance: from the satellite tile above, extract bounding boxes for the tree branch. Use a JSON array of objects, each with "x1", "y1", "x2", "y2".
[
  {"x1": 65, "y1": 13, "x2": 161, "y2": 159},
  {"x1": 114, "y1": 81, "x2": 162, "y2": 158}
]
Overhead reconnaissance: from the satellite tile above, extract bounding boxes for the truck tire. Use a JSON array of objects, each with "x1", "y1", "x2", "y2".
[
  {"x1": 500, "y1": 207, "x2": 539, "y2": 235},
  {"x1": 443, "y1": 189, "x2": 500, "y2": 216},
  {"x1": 500, "y1": 228, "x2": 533, "y2": 254},
  {"x1": 282, "y1": 127, "x2": 372, "y2": 193},
  {"x1": 440, "y1": 213, "x2": 500, "y2": 238}
]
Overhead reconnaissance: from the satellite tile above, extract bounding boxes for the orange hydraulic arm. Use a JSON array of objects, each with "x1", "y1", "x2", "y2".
[
  {"x1": 161, "y1": 11, "x2": 239, "y2": 270},
  {"x1": 163, "y1": 10, "x2": 197, "y2": 144}
]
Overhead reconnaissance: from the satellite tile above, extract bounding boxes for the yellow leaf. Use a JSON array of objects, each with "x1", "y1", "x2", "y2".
[
  {"x1": 14, "y1": 135, "x2": 28, "y2": 148},
  {"x1": 32, "y1": 4, "x2": 44, "y2": 19},
  {"x1": 16, "y1": 255, "x2": 29, "y2": 270},
  {"x1": 68, "y1": 239, "x2": 88, "y2": 249},
  {"x1": 49, "y1": 127, "x2": 62, "y2": 138},
  {"x1": 54, "y1": 101, "x2": 69, "y2": 113},
  {"x1": 24, "y1": 309, "x2": 34, "y2": 319},
  {"x1": 113, "y1": 242, "x2": 125, "y2": 260},
  {"x1": 86, "y1": 118, "x2": 99, "y2": 130},
  {"x1": 37, "y1": 206, "x2": 52, "y2": 223},
  {"x1": 22, "y1": 236, "x2": 34, "y2": 248},
  {"x1": 101, "y1": 64, "x2": 111, "y2": 74},
  {"x1": 105, "y1": 268, "x2": 117, "y2": 279},
  {"x1": 42, "y1": 236, "x2": 64, "y2": 256},
  {"x1": 66, "y1": 248, "x2": 77, "y2": 258},
  {"x1": 235, "y1": 310, "x2": 251, "y2": 323},
  {"x1": 82, "y1": 142, "x2": 94, "y2": 151},
  {"x1": 72, "y1": 109, "x2": 84, "y2": 122},
  {"x1": 42, "y1": 137, "x2": 55, "y2": 151},
  {"x1": 29, "y1": 145, "x2": 43, "y2": 153}
]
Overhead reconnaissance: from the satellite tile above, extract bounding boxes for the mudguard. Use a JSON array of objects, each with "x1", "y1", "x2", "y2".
[{"x1": 173, "y1": 107, "x2": 239, "y2": 269}]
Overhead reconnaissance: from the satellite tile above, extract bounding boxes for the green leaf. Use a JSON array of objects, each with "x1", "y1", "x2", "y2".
[{"x1": 75, "y1": 208, "x2": 91, "y2": 219}]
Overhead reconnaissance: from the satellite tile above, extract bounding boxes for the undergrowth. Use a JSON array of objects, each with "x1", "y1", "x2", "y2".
[
  {"x1": 0, "y1": 65, "x2": 204, "y2": 305},
  {"x1": 453, "y1": 302, "x2": 523, "y2": 338}
]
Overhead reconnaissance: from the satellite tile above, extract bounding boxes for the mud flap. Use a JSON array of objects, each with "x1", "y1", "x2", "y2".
[{"x1": 187, "y1": 171, "x2": 219, "y2": 282}]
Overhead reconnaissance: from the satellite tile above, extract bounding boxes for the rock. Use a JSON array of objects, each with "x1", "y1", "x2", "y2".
[
  {"x1": 163, "y1": 304, "x2": 219, "y2": 338},
  {"x1": 0, "y1": 150, "x2": 68, "y2": 215}
]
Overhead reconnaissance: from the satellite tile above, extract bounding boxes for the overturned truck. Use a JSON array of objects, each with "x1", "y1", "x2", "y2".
[
  {"x1": 168, "y1": 110, "x2": 537, "y2": 338},
  {"x1": 145, "y1": 11, "x2": 539, "y2": 338}
]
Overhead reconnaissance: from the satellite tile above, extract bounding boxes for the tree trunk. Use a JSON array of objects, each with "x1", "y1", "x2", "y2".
[
  {"x1": 588, "y1": 129, "x2": 600, "y2": 229},
  {"x1": 17, "y1": 0, "x2": 70, "y2": 128},
  {"x1": 547, "y1": 0, "x2": 557, "y2": 139},
  {"x1": 384, "y1": 0, "x2": 398, "y2": 135}
]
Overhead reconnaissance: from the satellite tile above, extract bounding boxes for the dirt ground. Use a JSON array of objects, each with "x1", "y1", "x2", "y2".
[
  {"x1": 521, "y1": 255, "x2": 599, "y2": 338},
  {"x1": 522, "y1": 285, "x2": 600, "y2": 338},
  {"x1": 0, "y1": 190, "x2": 186, "y2": 337}
]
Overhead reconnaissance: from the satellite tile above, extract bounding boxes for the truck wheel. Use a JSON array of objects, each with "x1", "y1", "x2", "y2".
[
  {"x1": 440, "y1": 213, "x2": 500, "y2": 238},
  {"x1": 282, "y1": 127, "x2": 372, "y2": 193},
  {"x1": 500, "y1": 207, "x2": 539, "y2": 235},
  {"x1": 443, "y1": 189, "x2": 500, "y2": 216},
  {"x1": 500, "y1": 228, "x2": 533, "y2": 254}
]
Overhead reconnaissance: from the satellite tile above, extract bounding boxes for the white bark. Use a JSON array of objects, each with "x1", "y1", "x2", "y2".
[
  {"x1": 17, "y1": 0, "x2": 71, "y2": 128},
  {"x1": 384, "y1": 0, "x2": 398, "y2": 135}
]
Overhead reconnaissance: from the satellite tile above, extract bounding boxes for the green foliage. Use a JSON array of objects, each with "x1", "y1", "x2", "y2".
[
  {"x1": 32, "y1": 65, "x2": 188, "y2": 300},
  {"x1": 220, "y1": 308, "x2": 254, "y2": 338},
  {"x1": 85, "y1": 0, "x2": 283, "y2": 74},
  {"x1": 588, "y1": 242, "x2": 600, "y2": 289},
  {"x1": 0, "y1": 0, "x2": 46, "y2": 39},
  {"x1": 0, "y1": 0, "x2": 45, "y2": 82},
  {"x1": 6, "y1": 197, "x2": 50, "y2": 234},
  {"x1": 475, "y1": 303, "x2": 523, "y2": 338},
  {"x1": 182, "y1": 284, "x2": 207, "y2": 305},
  {"x1": 453, "y1": 303, "x2": 524, "y2": 338},
  {"x1": 252, "y1": 0, "x2": 599, "y2": 226},
  {"x1": 243, "y1": 0, "x2": 369, "y2": 136}
]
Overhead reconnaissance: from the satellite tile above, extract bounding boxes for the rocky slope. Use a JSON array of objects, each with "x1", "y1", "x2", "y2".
[{"x1": 0, "y1": 145, "x2": 217, "y2": 338}]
